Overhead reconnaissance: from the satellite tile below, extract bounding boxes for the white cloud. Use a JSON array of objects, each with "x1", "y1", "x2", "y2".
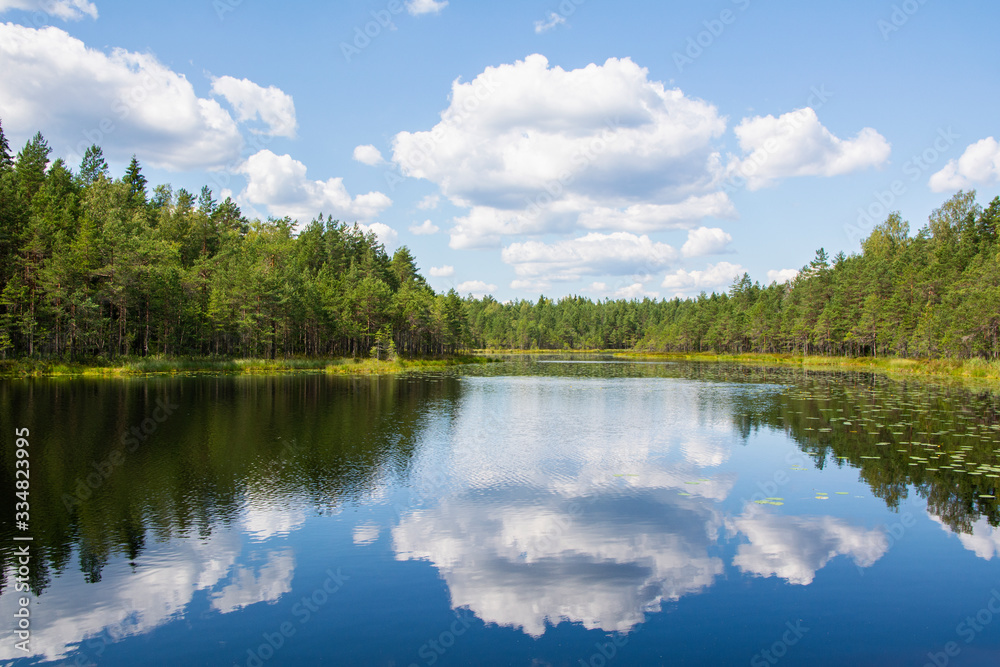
[
  {"x1": 456, "y1": 280, "x2": 497, "y2": 297},
  {"x1": 0, "y1": 528, "x2": 245, "y2": 663},
  {"x1": 728, "y1": 506, "x2": 888, "y2": 585},
  {"x1": 391, "y1": 54, "x2": 729, "y2": 249},
  {"x1": 353, "y1": 144, "x2": 385, "y2": 166},
  {"x1": 406, "y1": 0, "x2": 447, "y2": 15},
  {"x1": 241, "y1": 501, "x2": 306, "y2": 542},
  {"x1": 929, "y1": 137, "x2": 1000, "y2": 192},
  {"x1": 766, "y1": 268, "x2": 799, "y2": 284},
  {"x1": 0, "y1": 0, "x2": 97, "y2": 20},
  {"x1": 0, "y1": 24, "x2": 243, "y2": 170},
  {"x1": 534, "y1": 11, "x2": 565, "y2": 33},
  {"x1": 681, "y1": 226, "x2": 732, "y2": 258},
  {"x1": 409, "y1": 219, "x2": 440, "y2": 235},
  {"x1": 587, "y1": 281, "x2": 660, "y2": 300},
  {"x1": 417, "y1": 193, "x2": 441, "y2": 209},
  {"x1": 429, "y1": 265, "x2": 455, "y2": 277},
  {"x1": 210, "y1": 75, "x2": 296, "y2": 138},
  {"x1": 353, "y1": 523, "x2": 382, "y2": 546},
  {"x1": 511, "y1": 278, "x2": 551, "y2": 292},
  {"x1": 728, "y1": 108, "x2": 890, "y2": 190},
  {"x1": 576, "y1": 194, "x2": 737, "y2": 234},
  {"x1": 240, "y1": 149, "x2": 392, "y2": 223},
  {"x1": 661, "y1": 261, "x2": 744, "y2": 296},
  {"x1": 210, "y1": 550, "x2": 295, "y2": 614},
  {"x1": 615, "y1": 282, "x2": 660, "y2": 300},
  {"x1": 501, "y1": 232, "x2": 678, "y2": 281},
  {"x1": 358, "y1": 222, "x2": 399, "y2": 249},
  {"x1": 931, "y1": 513, "x2": 1000, "y2": 560}
]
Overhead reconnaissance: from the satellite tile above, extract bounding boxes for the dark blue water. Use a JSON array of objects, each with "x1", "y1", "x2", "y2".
[{"x1": 2, "y1": 358, "x2": 999, "y2": 665}]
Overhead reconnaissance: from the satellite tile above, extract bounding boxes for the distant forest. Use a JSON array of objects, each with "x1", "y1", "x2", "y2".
[{"x1": 1, "y1": 121, "x2": 999, "y2": 361}]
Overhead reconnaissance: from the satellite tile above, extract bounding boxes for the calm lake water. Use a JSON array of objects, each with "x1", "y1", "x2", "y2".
[{"x1": 2, "y1": 357, "x2": 1000, "y2": 666}]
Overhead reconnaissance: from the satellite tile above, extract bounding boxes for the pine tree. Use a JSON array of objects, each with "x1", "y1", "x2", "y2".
[
  {"x1": 77, "y1": 145, "x2": 109, "y2": 186},
  {"x1": 123, "y1": 155, "x2": 147, "y2": 207}
]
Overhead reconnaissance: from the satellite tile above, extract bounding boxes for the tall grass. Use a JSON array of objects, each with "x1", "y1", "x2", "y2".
[
  {"x1": 613, "y1": 351, "x2": 1000, "y2": 381},
  {"x1": 0, "y1": 355, "x2": 497, "y2": 379}
]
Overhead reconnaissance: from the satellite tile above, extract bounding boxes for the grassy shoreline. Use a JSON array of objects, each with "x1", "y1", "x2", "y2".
[
  {"x1": 0, "y1": 355, "x2": 495, "y2": 379},
  {"x1": 477, "y1": 348, "x2": 1000, "y2": 382},
  {"x1": 612, "y1": 351, "x2": 1000, "y2": 381},
  {"x1": 4, "y1": 350, "x2": 998, "y2": 383}
]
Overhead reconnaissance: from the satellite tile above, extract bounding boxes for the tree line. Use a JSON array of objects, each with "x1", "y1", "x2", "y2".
[
  {"x1": 464, "y1": 190, "x2": 1000, "y2": 359},
  {"x1": 1, "y1": 120, "x2": 998, "y2": 361},
  {"x1": 0, "y1": 123, "x2": 465, "y2": 359}
]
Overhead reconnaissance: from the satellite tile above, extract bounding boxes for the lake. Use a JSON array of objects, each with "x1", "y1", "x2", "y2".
[{"x1": 2, "y1": 356, "x2": 1000, "y2": 666}]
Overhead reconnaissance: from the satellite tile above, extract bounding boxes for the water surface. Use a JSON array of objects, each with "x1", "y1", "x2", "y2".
[{"x1": 2, "y1": 357, "x2": 999, "y2": 665}]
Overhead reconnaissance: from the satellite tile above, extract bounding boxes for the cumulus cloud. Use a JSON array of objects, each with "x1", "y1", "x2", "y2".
[
  {"x1": 417, "y1": 193, "x2": 441, "y2": 209},
  {"x1": 612, "y1": 282, "x2": 660, "y2": 300},
  {"x1": 240, "y1": 149, "x2": 392, "y2": 223},
  {"x1": 929, "y1": 137, "x2": 1000, "y2": 192},
  {"x1": 353, "y1": 144, "x2": 385, "y2": 166},
  {"x1": 210, "y1": 75, "x2": 296, "y2": 138},
  {"x1": 357, "y1": 222, "x2": 399, "y2": 249},
  {"x1": 241, "y1": 501, "x2": 306, "y2": 542},
  {"x1": 429, "y1": 265, "x2": 454, "y2": 277},
  {"x1": 394, "y1": 489, "x2": 724, "y2": 636},
  {"x1": 661, "y1": 261, "x2": 744, "y2": 296},
  {"x1": 767, "y1": 268, "x2": 799, "y2": 284},
  {"x1": 387, "y1": 375, "x2": 758, "y2": 636},
  {"x1": 456, "y1": 280, "x2": 497, "y2": 297},
  {"x1": 575, "y1": 194, "x2": 736, "y2": 234},
  {"x1": 391, "y1": 54, "x2": 730, "y2": 249},
  {"x1": 931, "y1": 514, "x2": 1000, "y2": 560},
  {"x1": 0, "y1": 0, "x2": 97, "y2": 20},
  {"x1": 0, "y1": 24, "x2": 243, "y2": 170},
  {"x1": 511, "y1": 278, "x2": 551, "y2": 292},
  {"x1": 406, "y1": 0, "x2": 447, "y2": 15},
  {"x1": 728, "y1": 107, "x2": 890, "y2": 190},
  {"x1": 534, "y1": 11, "x2": 565, "y2": 33},
  {"x1": 0, "y1": 528, "x2": 244, "y2": 663},
  {"x1": 681, "y1": 227, "x2": 732, "y2": 258},
  {"x1": 501, "y1": 232, "x2": 678, "y2": 281},
  {"x1": 409, "y1": 219, "x2": 440, "y2": 235},
  {"x1": 210, "y1": 550, "x2": 295, "y2": 614},
  {"x1": 728, "y1": 506, "x2": 889, "y2": 585}
]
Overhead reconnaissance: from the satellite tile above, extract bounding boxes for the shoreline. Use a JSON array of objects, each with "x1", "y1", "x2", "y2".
[
  {"x1": 0, "y1": 355, "x2": 495, "y2": 379},
  {"x1": 476, "y1": 348, "x2": 1000, "y2": 382},
  {"x1": 612, "y1": 351, "x2": 1000, "y2": 382},
  {"x1": 3, "y1": 351, "x2": 998, "y2": 383}
]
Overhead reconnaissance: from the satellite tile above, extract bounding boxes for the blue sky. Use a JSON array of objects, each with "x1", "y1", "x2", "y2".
[{"x1": 1, "y1": 0, "x2": 998, "y2": 300}]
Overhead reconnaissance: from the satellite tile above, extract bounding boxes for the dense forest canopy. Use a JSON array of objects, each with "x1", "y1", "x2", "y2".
[{"x1": 1, "y1": 121, "x2": 999, "y2": 360}]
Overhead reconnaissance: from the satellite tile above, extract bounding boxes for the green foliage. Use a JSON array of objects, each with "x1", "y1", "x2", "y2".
[{"x1": 0, "y1": 119, "x2": 999, "y2": 363}]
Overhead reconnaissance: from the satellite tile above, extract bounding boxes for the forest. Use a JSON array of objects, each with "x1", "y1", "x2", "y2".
[{"x1": 1, "y1": 120, "x2": 999, "y2": 362}]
